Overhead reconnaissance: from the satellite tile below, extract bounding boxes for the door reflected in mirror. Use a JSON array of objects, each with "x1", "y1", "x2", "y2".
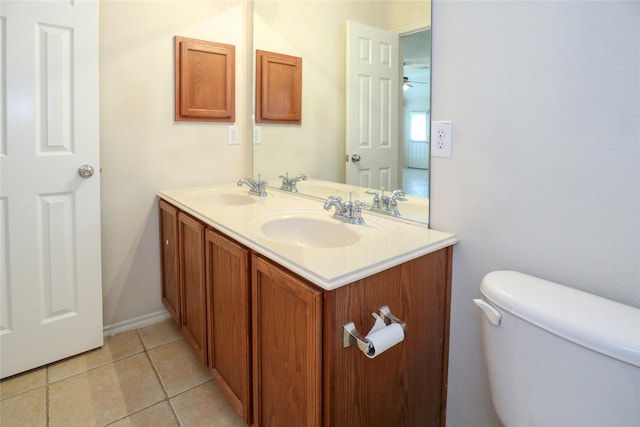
[{"x1": 253, "y1": 0, "x2": 431, "y2": 224}]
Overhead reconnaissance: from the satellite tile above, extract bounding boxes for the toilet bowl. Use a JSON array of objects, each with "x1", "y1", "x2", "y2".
[{"x1": 474, "y1": 271, "x2": 640, "y2": 427}]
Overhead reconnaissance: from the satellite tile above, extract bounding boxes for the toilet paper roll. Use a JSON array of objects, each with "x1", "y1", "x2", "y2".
[{"x1": 364, "y1": 323, "x2": 405, "y2": 359}]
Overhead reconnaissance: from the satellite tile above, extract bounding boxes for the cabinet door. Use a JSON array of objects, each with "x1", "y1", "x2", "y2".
[
  {"x1": 205, "y1": 229, "x2": 251, "y2": 423},
  {"x1": 178, "y1": 212, "x2": 207, "y2": 364},
  {"x1": 159, "y1": 200, "x2": 180, "y2": 323},
  {"x1": 251, "y1": 255, "x2": 322, "y2": 427}
]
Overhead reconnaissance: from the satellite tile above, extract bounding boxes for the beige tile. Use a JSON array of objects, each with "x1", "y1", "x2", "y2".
[
  {"x1": 137, "y1": 319, "x2": 183, "y2": 350},
  {"x1": 171, "y1": 382, "x2": 245, "y2": 427},
  {"x1": 148, "y1": 338, "x2": 210, "y2": 397},
  {"x1": 0, "y1": 387, "x2": 46, "y2": 426},
  {"x1": 48, "y1": 353, "x2": 164, "y2": 427},
  {"x1": 48, "y1": 330, "x2": 144, "y2": 382},
  {"x1": 0, "y1": 367, "x2": 46, "y2": 400},
  {"x1": 107, "y1": 401, "x2": 178, "y2": 427}
]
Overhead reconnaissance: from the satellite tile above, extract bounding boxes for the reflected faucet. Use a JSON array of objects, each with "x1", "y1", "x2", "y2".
[
  {"x1": 371, "y1": 188, "x2": 405, "y2": 217},
  {"x1": 279, "y1": 172, "x2": 307, "y2": 193}
]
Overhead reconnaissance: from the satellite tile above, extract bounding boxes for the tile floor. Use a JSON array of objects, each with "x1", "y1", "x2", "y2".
[{"x1": 0, "y1": 319, "x2": 246, "y2": 427}]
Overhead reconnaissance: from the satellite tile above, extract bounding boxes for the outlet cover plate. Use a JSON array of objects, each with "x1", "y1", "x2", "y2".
[{"x1": 431, "y1": 121, "x2": 452, "y2": 158}]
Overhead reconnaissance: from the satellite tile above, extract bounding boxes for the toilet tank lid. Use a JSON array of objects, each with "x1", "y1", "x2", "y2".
[{"x1": 480, "y1": 270, "x2": 640, "y2": 368}]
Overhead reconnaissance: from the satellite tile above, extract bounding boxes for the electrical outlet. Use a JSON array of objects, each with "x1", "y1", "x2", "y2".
[
  {"x1": 253, "y1": 126, "x2": 262, "y2": 145},
  {"x1": 227, "y1": 125, "x2": 239, "y2": 145},
  {"x1": 431, "y1": 121, "x2": 453, "y2": 158}
]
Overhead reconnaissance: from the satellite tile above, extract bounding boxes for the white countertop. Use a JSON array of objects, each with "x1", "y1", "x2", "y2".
[{"x1": 158, "y1": 183, "x2": 457, "y2": 291}]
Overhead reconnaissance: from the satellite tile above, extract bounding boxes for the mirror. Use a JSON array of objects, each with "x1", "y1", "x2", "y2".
[{"x1": 253, "y1": 1, "x2": 431, "y2": 224}]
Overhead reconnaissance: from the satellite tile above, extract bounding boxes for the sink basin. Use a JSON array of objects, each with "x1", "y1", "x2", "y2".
[
  {"x1": 189, "y1": 191, "x2": 256, "y2": 206},
  {"x1": 254, "y1": 212, "x2": 361, "y2": 248}
]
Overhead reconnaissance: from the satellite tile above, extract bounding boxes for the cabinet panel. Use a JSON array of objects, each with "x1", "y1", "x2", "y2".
[
  {"x1": 324, "y1": 247, "x2": 453, "y2": 427},
  {"x1": 178, "y1": 212, "x2": 207, "y2": 363},
  {"x1": 205, "y1": 229, "x2": 251, "y2": 423},
  {"x1": 252, "y1": 255, "x2": 322, "y2": 427},
  {"x1": 174, "y1": 36, "x2": 235, "y2": 122},
  {"x1": 159, "y1": 201, "x2": 181, "y2": 323},
  {"x1": 255, "y1": 50, "x2": 302, "y2": 124}
]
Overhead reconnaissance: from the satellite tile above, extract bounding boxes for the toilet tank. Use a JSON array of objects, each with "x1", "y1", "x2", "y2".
[{"x1": 476, "y1": 271, "x2": 640, "y2": 427}]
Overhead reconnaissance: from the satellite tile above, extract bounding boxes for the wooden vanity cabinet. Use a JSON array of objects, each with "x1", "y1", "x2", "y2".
[
  {"x1": 177, "y1": 211, "x2": 207, "y2": 364},
  {"x1": 205, "y1": 229, "x2": 252, "y2": 423},
  {"x1": 323, "y1": 246, "x2": 453, "y2": 426},
  {"x1": 159, "y1": 201, "x2": 453, "y2": 427},
  {"x1": 251, "y1": 255, "x2": 323, "y2": 427},
  {"x1": 158, "y1": 200, "x2": 180, "y2": 323},
  {"x1": 250, "y1": 247, "x2": 452, "y2": 427},
  {"x1": 159, "y1": 201, "x2": 253, "y2": 422}
]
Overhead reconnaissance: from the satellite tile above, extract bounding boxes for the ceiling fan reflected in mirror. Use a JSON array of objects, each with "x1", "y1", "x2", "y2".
[{"x1": 403, "y1": 76, "x2": 428, "y2": 91}]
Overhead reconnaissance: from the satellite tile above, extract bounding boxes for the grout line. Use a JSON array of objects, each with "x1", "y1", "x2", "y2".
[
  {"x1": 2, "y1": 321, "x2": 222, "y2": 427},
  {"x1": 45, "y1": 367, "x2": 50, "y2": 427}
]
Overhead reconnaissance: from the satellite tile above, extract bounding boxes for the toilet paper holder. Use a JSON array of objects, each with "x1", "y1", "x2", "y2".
[{"x1": 343, "y1": 306, "x2": 406, "y2": 356}]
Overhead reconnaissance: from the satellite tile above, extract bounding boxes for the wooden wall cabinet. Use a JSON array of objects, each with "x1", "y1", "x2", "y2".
[
  {"x1": 159, "y1": 201, "x2": 453, "y2": 426},
  {"x1": 255, "y1": 50, "x2": 302, "y2": 124},
  {"x1": 175, "y1": 36, "x2": 235, "y2": 122}
]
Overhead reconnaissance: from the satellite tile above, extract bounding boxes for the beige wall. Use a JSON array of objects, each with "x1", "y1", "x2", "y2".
[{"x1": 99, "y1": 0, "x2": 251, "y2": 327}]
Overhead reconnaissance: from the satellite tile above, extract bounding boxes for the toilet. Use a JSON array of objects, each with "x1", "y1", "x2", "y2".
[{"x1": 474, "y1": 271, "x2": 640, "y2": 426}]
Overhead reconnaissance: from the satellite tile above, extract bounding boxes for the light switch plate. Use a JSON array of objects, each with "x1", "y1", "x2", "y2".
[{"x1": 431, "y1": 121, "x2": 452, "y2": 158}]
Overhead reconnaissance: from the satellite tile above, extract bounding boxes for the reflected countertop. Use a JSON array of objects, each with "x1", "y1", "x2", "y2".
[{"x1": 158, "y1": 183, "x2": 457, "y2": 291}]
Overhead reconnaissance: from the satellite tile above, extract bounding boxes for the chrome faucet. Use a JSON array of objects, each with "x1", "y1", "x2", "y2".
[
  {"x1": 237, "y1": 176, "x2": 267, "y2": 197},
  {"x1": 278, "y1": 172, "x2": 307, "y2": 193},
  {"x1": 323, "y1": 193, "x2": 367, "y2": 224},
  {"x1": 371, "y1": 188, "x2": 405, "y2": 217}
]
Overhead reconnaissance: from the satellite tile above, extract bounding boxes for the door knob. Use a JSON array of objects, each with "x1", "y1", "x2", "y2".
[
  {"x1": 351, "y1": 154, "x2": 361, "y2": 163},
  {"x1": 78, "y1": 164, "x2": 95, "y2": 178}
]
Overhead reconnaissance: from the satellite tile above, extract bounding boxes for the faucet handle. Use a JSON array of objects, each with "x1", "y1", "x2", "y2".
[
  {"x1": 279, "y1": 172, "x2": 290, "y2": 190},
  {"x1": 371, "y1": 191, "x2": 380, "y2": 208},
  {"x1": 352, "y1": 200, "x2": 368, "y2": 224},
  {"x1": 388, "y1": 198, "x2": 401, "y2": 216}
]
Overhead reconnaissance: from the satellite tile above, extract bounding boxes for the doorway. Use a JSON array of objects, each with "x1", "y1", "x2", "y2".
[{"x1": 400, "y1": 29, "x2": 431, "y2": 197}]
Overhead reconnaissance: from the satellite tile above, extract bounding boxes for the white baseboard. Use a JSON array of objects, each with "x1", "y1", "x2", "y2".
[{"x1": 103, "y1": 310, "x2": 172, "y2": 337}]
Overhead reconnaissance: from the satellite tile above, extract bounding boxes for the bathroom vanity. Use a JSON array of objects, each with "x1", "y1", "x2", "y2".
[{"x1": 157, "y1": 184, "x2": 457, "y2": 426}]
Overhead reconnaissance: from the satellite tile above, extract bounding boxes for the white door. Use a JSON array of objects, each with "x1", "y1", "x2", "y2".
[
  {"x1": 346, "y1": 21, "x2": 400, "y2": 191},
  {"x1": 1, "y1": 0, "x2": 103, "y2": 378}
]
